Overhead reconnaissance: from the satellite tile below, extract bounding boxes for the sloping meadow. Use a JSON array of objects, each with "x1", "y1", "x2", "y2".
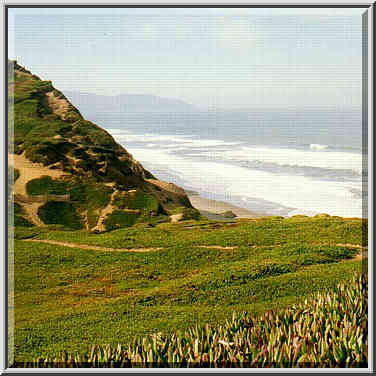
[
  {"x1": 12, "y1": 216, "x2": 367, "y2": 367},
  {"x1": 34, "y1": 273, "x2": 367, "y2": 368}
]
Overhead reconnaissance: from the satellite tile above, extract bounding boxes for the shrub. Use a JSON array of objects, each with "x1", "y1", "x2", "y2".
[
  {"x1": 104, "y1": 210, "x2": 140, "y2": 231},
  {"x1": 114, "y1": 191, "x2": 159, "y2": 213},
  {"x1": 87, "y1": 208, "x2": 100, "y2": 229},
  {"x1": 14, "y1": 215, "x2": 34, "y2": 227},
  {"x1": 69, "y1": 182, "x2": 112, "y2": 209},
  {"x1": 12, "y1": 203, "x2": 34, "y2": 227},
  {"x1": 181, "y1": 208, "x2": 202, "y2": 221},
  {"x1": 14, "y1": 168, "x2": 20, "y2": 182},
  {"x1": 26, "y1": 176, "x2": 68, "y2": 196},
  {"x1": 38, "y1": 201, "x2": 82, "y2": 230}
]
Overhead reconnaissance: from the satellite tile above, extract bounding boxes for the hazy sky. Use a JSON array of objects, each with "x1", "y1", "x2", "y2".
[{"x1": 8, "y1": 7, "x2": 365, "y2": 109}]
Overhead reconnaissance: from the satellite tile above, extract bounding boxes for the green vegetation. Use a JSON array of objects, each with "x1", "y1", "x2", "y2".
[
  {"x1": 169, "y1": 206, "x2": 202, "y2": 220},
  {"x1": 12, "y1": 216, "x2": 366, "y2": 366},
  {"x1": 26, "y1": 176, "x2": 68, "y2": 196},
  {"x1": 33, "y1": 274, "x2": 367, "y2": 367},
  {"x1": 103, "y1": 210, "x2": 140, "y2": 231},
  {"x1": 13, "y1": 203, "x2": 34, "y2": 227},
  {"x1": 66, "y1": 181, "x2": 113, "y2": 229},
  {"x1": 14, "y1": 216, "x2": 34, "y2": 227},
  {"x1": 114, "y1": 191, "x2": 159, "y2": 213},
  {"x1": 110, "y1": 191, "x2": 170, "y2": 229},
  {"x1": 68, "y1": 181, "x2": 112, "y2": 209},
  {"x1": 14, "y1": 168, "x2": 20, "y2": 182},
  {"x1": 38, "y1": 201, "x2": 83, "y2": 230},
  {"x1": 180, "y1": 207, "x2": 203, "y2": 221},
  {"x1": 14, "y1": 225, "x2": 65, "y2": 240},
  {"x1": 87, "y1": 209, "x2": 100, "y2": 229},
  {"x1": 32, "y1": 216, "x2": 366, "y2": 249},
  {"x1": 8, "y1": 167, "x2": 18, "y2": 199}
]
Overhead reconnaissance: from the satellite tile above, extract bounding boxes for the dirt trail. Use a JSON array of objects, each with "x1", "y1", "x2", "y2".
[
  {"x1": 9, "y1": 152, "x2": 65, "y2": 197},
  {"x1": 23, "y1": 239, "x2": 163, "y2": 253},
  {"x1": 335, "y1": 243, "x2": 368, "y2": 250},
  {"x1": 198, "y1": 245, "x2": 238, "y2": 250},
  {"x1": 24, "y1": 202, "x2": 45, "y2": 227},
  {"x1": 92, "y1": 190, "x2": 118, "y2": 232}
]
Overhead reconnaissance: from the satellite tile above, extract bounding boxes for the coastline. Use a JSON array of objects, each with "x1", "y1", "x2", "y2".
[{"x1": 187, "y1": 193, "x2": 266, "y2": 220}]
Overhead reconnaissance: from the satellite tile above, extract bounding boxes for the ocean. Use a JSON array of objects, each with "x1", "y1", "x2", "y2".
[{"x1": 87, "y1": 108, "x2": 366, "y2": 218}]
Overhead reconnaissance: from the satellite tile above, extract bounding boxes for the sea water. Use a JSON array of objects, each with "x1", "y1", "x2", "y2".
[{"x1": 87, "y1": 108, "x2": 366, "y2": 218}]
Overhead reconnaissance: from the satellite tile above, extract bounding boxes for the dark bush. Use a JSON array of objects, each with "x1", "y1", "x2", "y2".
[
  {"x1": 38, "y1": 201, "x2": 82, "y2": 229},
  {"x1": 26, "y1": 176, "x2": 67, "y2": 196},
  {"x1": 104, "y1": 210, "x2": 140, "y2": 231}
]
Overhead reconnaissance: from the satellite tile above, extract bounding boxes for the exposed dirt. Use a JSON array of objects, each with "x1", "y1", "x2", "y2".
[
  {"x1": 91, "y1": 190, "x2": 118, "y2": 232},
  {"x1": 146, "y1": 179, "x2": 186, "y2": 195},
  {"x1": 9, "y1": 152, "x2": 65, "y2": 197},
  {"x1": 23, "y1": 202, "x2": 45, "y2": 227},
  {"x1": 82, "y1": 210, "x2": 89, "y2": 231},
  {"x1": 23, "y1": 239, "x2": 163, "y2": 253},
  {"x1": 170, "y1": 213, "x2": 184, "y2": 223},
  {"x1": 46, "y1": 91, "x2": 72, "y2": 120},
  {"x1": 335, "y1": 243, "x2": 368, "y2": 250},
  {"x1": 352, "y1": 251, "x2": 367, "y2": 261},
  {"x1": 198, "y1": 245, "x2": 238, "y2": 250},
  {"x1": 15, "y1": 70, "x2": 30, "y2": 77}
]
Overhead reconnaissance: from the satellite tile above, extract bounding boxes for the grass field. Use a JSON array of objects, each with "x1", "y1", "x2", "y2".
[{"x1": 12, "y1": 215, "x2": 367, "y2": 365}]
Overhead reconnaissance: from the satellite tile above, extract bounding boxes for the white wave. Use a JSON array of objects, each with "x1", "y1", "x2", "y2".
[
  {"x1": 106, "y1": 128, "x2": 129, "y2": 135},
  {"x1": 310, "y1": 143, "x2": 329, "y2": 150},
  {"x1": 114, "y1": 133, "x2": 194, "y2": 144},
  {"x1": 202, "y1": 146, "x2": 362, "y2": 174},
  {"x1": 125, "y1": 147, "x2": 364, "y2": 218},
  {"x1": 110, "y1": 130, "x2": 242, "y2": 148},
  {"x1": 186, "y1": 139, "x2": 242, "y2": 148}
]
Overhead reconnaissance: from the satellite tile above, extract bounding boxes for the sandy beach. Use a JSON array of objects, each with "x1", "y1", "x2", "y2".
[{"x1": 188, "y1": 193, "x2": 265, "y2": 220}]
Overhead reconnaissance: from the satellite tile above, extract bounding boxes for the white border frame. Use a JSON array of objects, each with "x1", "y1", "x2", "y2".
[{"x1": 1, "y1": 1, "x2": 373, "y2": 373}]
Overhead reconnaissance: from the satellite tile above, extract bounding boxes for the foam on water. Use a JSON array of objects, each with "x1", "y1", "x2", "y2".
[
  {"x1": 113, "y1": 133, "x2": 194, "y2": 145},
  {"x1": 125, "y1": 147, "x2": 364, "y2": 218},
  {"x1": 108, "y1": 129, "x2": 361, "y2": 175},
  {"x1": 213, "y1": 146, "x2": 362, "y2": 174},
  {"x1": 310, "y1": 143, "x2": 329, "y2": 150},
  {"x1": 107, "y1": 129, "x2": 241, "y2": 148}
]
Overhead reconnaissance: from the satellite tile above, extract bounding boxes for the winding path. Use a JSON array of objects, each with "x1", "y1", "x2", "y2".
[{"x1": 23, "y1": 239, "x2": 162, "y2": 253}]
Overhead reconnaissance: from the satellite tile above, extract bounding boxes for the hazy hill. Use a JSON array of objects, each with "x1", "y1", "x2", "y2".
[
  {"x1": 9, "y1": 60, "x2": 196, "y2": 231},
  {"x1": 63, "y1": 91, "x2": 196, "y2": 118}
]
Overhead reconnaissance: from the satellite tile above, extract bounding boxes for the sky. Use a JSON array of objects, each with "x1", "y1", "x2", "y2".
[{"x1": 8, "y1": 7, "x2": 366, "y2": 109}]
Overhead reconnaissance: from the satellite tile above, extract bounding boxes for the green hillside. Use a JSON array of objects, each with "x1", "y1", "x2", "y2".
[{"x1": 8, "y1": 60, "x2": 195, "y2": 231}]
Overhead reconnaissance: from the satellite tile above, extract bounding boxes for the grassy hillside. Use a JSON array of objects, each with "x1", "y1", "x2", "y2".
[
  {"x1": 12, "y1": 215, "x2": 367, "y2": 366},
  {"x1": 8, "y1": 60, "x2": 195, "y2": 231}
]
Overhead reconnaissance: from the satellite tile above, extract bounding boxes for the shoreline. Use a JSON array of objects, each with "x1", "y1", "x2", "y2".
[
  {"x1": 187, "y1": 193, "x2": 365, "y2": 220},
  {"x1": 187, "y1": 194, "x2": 267, "y2": 220}
]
